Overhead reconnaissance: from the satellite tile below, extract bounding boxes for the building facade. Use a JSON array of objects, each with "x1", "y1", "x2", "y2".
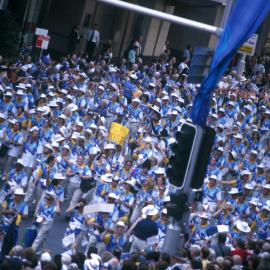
[{"x1": 2, "y1": 0, "x2": 270, "y2": 58}]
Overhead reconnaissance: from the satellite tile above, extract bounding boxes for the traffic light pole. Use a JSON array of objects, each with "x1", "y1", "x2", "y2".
[{"x1": 162, "y1": 124, "x2": 205, "y2": 255}]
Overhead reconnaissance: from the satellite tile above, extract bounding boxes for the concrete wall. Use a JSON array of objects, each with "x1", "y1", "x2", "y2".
[
  {"x1": 168, "y1": 3, "x2": 218, "y2": 57},
  {"x1": 40, "y1": 0, "x2": 86, "y2": 53}
]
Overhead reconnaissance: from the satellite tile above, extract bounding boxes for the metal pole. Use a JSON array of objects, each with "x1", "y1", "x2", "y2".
[
  {"x1": 98, "y1": 0, "x2": 222, "y2": 36},
  {"x1": 220, "y1": 0, "x2": 235, "y2": 29},
  {"x1": 237, "y1": 53, "x2": 247, "y2": 75}
]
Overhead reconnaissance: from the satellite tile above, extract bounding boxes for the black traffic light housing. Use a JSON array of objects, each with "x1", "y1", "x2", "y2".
[
  {"x1": 167, "y1": 123, "x2": 216, "y2": 190},
  {"x1": 166, "y1": 123, "x2": 196, "y2": 188},
  {"x1": 167, "y1": 192, "x2": 188, "y2": 221}
]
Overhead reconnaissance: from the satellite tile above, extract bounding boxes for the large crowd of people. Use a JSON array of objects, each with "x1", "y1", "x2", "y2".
[{"x1": 0, "y1": 40, "x2": 269, "y2": 270}]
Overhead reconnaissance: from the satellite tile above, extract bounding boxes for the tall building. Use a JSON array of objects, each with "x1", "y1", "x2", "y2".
[{"x1": 2, "y1": 0, "x2": 270, "y2": 58}]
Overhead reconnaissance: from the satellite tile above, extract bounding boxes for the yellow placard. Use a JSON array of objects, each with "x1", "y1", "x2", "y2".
[
  {"x1": 108, "y1": 122, "x2": 129, "y2": 146},
  {"x1": 238, "y1": 45, "x2": 253, "y2": 55}
]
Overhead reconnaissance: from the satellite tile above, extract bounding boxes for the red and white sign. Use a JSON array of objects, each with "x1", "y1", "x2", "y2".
[{"x1": 35, "y1": 35, "x2": 50, "y2": 50}]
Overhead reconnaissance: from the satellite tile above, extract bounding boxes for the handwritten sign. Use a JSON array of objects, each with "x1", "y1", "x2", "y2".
[{"x1": 108, "y1": 122, "x2": 129, "y2": 146}]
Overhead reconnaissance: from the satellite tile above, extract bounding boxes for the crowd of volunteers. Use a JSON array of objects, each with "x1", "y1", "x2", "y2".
[{"x1": 0, "y1": 44, "x2": 269, "y2": 270}]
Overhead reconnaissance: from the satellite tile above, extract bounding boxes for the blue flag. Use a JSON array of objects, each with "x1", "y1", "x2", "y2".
[{"x1": 191, "y1": 0, "x2": 270, "y2": 127}]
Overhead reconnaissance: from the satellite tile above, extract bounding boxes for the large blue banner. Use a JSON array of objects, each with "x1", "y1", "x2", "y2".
[{"x1": 191, "y1": 0, "x2": 270, "y2": 127}]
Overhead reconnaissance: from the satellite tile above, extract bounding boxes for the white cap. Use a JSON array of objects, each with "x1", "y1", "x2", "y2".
[
  {"x1": 90, "y1": 123, "x2": 97, "y2": 129},
  {"x1": 116, "y1": 221, "x2": 125, "y2": 227},
  {"x1": 240, "y1": 170, "x2": 251, "y2": 176},
  {"x1": 53, "y1": 173, "x2": 65, "y2": 180},
  {"x1": 230, "y1": 151, "x2": 237, "y2": 159},
  {"x1": 143, "y1": 136, "x2": 152, "y2": 143},
  {"x1": 16, "y1": 89, "x2": 24, "y2": 96},
  {"x1": 250, "y1": 150, "x2": 258, "y2": 156},
  {"x1": 84, "y1": 258, "x2": 100, "y2": 270},
  {"x1": 132, "y1": 97, "x2": 140, "y2": 103},
  {"x1": 129, "y1": 74, "x2": 137, "y2": 80},
  {"x1": 58, "y1": 114, "x2": 66, "y2": 120},
  {"x1": 209, "y1": 175, "x2": 217, "y2": 181},
  {"x1": 142, "y1": 204, "x2": 159, "y2": 218},
  {"x1": 233, "y1": 133, "x2": 242, "y2": 139},
  {"x1": 16, "y1": 159, "x2": 25, "y2": 166},
  {"x1": 14, "y1": 188, "x2": 25, "y2": 196},
  {"x1": 41, "y1": 252, "x2": 52, "y2": 262},
  {"x1": 67, "y1": 104, "x2": 78, "y2": 112},
  {"x1": 0, "y1": 113, "x2": 6, "y2": 119},
  {"x1": 30, "y1": 126, "x2": 39, "y2": 132},
  {"x1": 44, "y1": 143, "x2": 53, "y2": 151},
  {"x1": 52, "y1": 141, "x2": 59, "y2": 148},
  {"x1": 151, "y1": 105, "x2": 161, "y2": 114},
  {"x1": 263, "y1": 184, "x2": 270, "y2": 190},
  {"x1": 126, "y1": 178, "x2": 137, "y2": 188},
  {"x1": 198, "y1": 212, "x2": 210, "y2": 219},
  {"x1": 229, "y1": 188, "x2": 240, "y2": 194},
  {"x1": 108, "y1": 193, "x2": 119, "y2": 199},
  {"x1": 63, "y1": 144, "x2": 70, "y2": 151}
]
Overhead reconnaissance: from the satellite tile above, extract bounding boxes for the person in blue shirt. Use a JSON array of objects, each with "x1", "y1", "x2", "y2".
[
  {"x1": 101, "y1": 220, "x2": 127, "y2": 252},
  {"x1": 63, "y1": 199, "x2": 86, "y2": 252},
  {"x1": 1, "y1": 188, "x2": 28, "y2": 255},
  {"x1": 32, "y1": 191, "x2": 60, "y2": 251}
]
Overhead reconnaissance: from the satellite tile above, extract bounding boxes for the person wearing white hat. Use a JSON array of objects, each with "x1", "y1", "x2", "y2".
[
  {"x1": 3, "y1": 91, "x2": 16, "y2": 116},
  {"x1": 32, "y1": 190, "x2": 59, "y2": 251},
  {"x1": 202, "y1": 174, "x2": 222, "y2": 211},
  {"x1": 63, "y1": 198, "x2": 86, "y2": 252},
  {"x1": 251, "y1": 204, "x2": 270, "y2": 240},
  {"x1": 240, "y1": 150, "x2": 257, "y2": 176},
  {"x1": 118, "y1": 179, "x2": 136, "y2": 223},
  {"x1": 66, "y1": 155, "x2": 92, "y2": 209},
  {"x1": 126, "y1": 95, "x2": 143, "y2": 137},
  {"x1": 21, "y1": 125, "x2": 40, "y2": 179},
  {"x1": 4, "y1": 121, "x2": 24, "y2": 178},
  {"x1": 100, "y1": 219, "x2": 127, "y2": 252},
  {"x1": 232, "y1": 220, "x2": 251, "y2": 239},
  {"x1": 1, "y1": 187, "x2": 28, "y2": 255},
  {"x1": 128, "y1": 204, "x2": 158, "y2": 253},
  {"x1": 84, "y1": 257, "x2": 100, "y2": 270},
  {"x1": 1, "y1": 158, "x2": 28, "y2": 200},
  {"x1": 39, "y1": 172, "x2": 65, "y2": 213}
]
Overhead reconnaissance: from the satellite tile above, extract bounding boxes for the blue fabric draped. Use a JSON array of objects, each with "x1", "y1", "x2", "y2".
[{"x1": 191, "y1": 0, "x2": 270, "y2": 127}]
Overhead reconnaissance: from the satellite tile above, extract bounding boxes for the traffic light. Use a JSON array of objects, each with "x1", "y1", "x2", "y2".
[
  {"x1": 166, "y1": 123, "x2": 216, "y2": 190},
  {"x1": 190, "y1": 126, "x2": 216, "y2": 189},
  {"x1": 167, "y1": 192, "x2": 188, "y2": 221},
  {"x1": 166, "y1": 123, "x2": 198, "y2": 189},
  {"x1": 188, "y1": 47, "x2": 214, "y2": 84}
]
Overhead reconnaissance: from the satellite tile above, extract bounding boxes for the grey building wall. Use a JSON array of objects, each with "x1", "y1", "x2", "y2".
[{"x1": 168, "y1": 3, "x2": 218, "y2": 57}]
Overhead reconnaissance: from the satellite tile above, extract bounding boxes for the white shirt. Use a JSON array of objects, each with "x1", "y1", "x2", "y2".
[{"x1": 86, "y1": 29, "x2": 100, "y2": 45}]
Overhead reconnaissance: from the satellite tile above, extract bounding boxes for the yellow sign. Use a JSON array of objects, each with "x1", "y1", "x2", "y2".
[
  {"x1": 108, "y1": 122, "x2": 129, "y2": 146},
  {"x1": 238, "y1": 34, "x2": 258, "y2": 56}
]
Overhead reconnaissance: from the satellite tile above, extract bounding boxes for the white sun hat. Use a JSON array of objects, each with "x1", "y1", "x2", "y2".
[
  {"x1": 235, "y1": 220, "x2": 251, "y2": 233},
  {"x1": 14, "y1": 188, "x2": 25, "y2": 196}
]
